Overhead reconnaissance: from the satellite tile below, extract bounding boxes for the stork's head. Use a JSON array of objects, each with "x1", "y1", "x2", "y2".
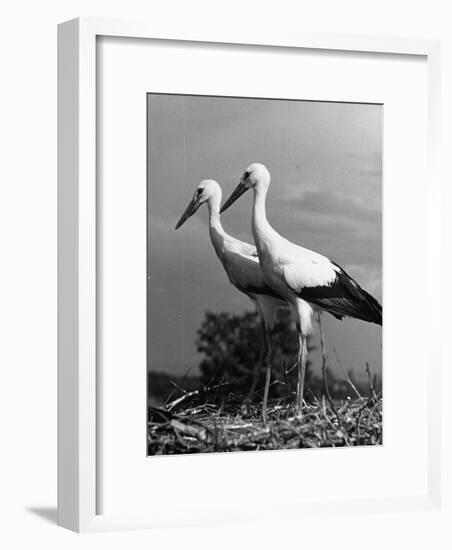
[
  {"x1": 220, "y1": 163, "x2": 270, "y2": 213},
  {"x1": 175, "y1": 179, "x2": 222, "y2": 230}
]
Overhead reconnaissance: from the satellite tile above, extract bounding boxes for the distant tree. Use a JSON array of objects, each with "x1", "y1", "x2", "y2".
[{"x1": 196, "y1": 309, "x2": 315, "y2": 400}]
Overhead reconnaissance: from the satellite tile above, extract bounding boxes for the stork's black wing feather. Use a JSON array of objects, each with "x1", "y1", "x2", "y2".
[{"x1": 298, "y1": 263, "x2": 382, "y2": 325}]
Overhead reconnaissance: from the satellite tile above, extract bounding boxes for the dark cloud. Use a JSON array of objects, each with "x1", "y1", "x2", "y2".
[{"x1": 282, "y1": 188, "x2": 381, "y2": 224}]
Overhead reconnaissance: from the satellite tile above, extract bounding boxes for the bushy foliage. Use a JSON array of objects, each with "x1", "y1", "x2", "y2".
[{"x1": 196, "y1": 309, "x2": 314, "y2": 400}]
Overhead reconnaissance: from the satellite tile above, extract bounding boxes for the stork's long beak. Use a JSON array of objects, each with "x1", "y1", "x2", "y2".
[
  {"x1": 175, "y1": 197, "x2": 201, "y2": 230},
  {"x1": 220, "y1": 181, "x2": 248, "y2": 213}
]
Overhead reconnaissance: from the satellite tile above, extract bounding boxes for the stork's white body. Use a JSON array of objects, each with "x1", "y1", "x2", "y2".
[
  {"x1": 209, "y1": 212, "x2": 288, "y2": 406},
  {"x1": 251, "y1": 198, "x2": 338, "y2": 335},
  {"x1": 209, "y1": 221, "x2": 286, "y2": 325},
  {"x1": 175, "y1": 180, "x2": 287, "y2": 408},
  {"x1": 221, "y1": 163, "x2": 382, "y2": 417}
]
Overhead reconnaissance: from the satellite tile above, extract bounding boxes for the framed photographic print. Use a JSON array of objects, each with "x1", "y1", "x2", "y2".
[
  {"x1": 147, "y1": 93, "x2": 383, "y2": 453},
  {"x1": 58, "y1": 18, "x2": 443, "y2": 532}
]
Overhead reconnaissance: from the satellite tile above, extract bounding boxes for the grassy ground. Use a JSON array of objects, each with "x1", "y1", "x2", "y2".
[{"x1": 147, "y1": 393, "x2": 382, "y2": 455}]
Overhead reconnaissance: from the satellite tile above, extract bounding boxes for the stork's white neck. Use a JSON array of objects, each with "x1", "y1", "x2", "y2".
[
  {"x1": 207, "y1": 194, "x2": 222, "y2": 229},
  {"x1": 251, "y1": 184, "x2": 274, "y2": 249},
  {"x1": 207, "y1": 194, "x2": 227, "y2": 258}
]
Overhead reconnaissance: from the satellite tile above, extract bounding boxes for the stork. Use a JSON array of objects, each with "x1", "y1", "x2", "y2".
[
  {"x1": 175, "y1": 179, "x2": 287, "y2": 420},
  {"x1": 221, "y1": 163, "x2": 382, "y2": 417}
]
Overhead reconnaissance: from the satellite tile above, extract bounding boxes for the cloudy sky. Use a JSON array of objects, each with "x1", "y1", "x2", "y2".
[{"x1": 147, "y1": 94, "x2": 382, "y2": 380}]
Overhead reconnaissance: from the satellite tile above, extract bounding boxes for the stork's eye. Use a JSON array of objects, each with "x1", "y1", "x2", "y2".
[
  {"x1": 244, "y1": 171, "x2": 251, "y2": 180},
  {"x1": 197, "y1": 188, "x2": 203, "y2": 195}
]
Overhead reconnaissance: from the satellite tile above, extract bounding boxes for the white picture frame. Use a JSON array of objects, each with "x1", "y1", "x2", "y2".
[{"x1": 58, "y1": 17, "x2": 443, "y2": 533}]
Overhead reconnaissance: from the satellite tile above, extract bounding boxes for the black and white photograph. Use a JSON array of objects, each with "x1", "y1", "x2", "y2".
[{"x1": 147, "y1": 93, "x2": 383, "y2": 455}]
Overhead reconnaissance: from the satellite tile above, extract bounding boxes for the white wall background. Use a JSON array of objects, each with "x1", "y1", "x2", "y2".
[{"x1": 0, "y1": 0, "x2": 450, "y2": 548}]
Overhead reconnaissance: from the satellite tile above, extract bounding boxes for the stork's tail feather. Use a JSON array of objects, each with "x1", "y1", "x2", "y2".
[
  {"x1": 302, "y1": 263, "x2": 383, "y2": 326},
  {"x1": 360, "y1": 288, "x2": 382, "y2": 326},
  {"x1": 337, "y1": 272, "x2": 382, "y2": 325}
]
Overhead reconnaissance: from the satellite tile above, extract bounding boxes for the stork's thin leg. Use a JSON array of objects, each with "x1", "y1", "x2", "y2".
[
  {"x1": 296, "y1": 334, "x2": 307, "y2": 418},
  {"x1": 262, "y1": 364, "x2": 271, "y2": 426},
  {"x1": 247, "y1": 319, "x2": 268, "y2": 402},
  {"x1": 247, "y1": 353, "x2": 262, "y2": 402},
  {"x1": 261, "y1": 332, "x2": 273, "y2": 426},
  {"x1": 295, "y1": 332, "x2": 302, "y2": 413}
]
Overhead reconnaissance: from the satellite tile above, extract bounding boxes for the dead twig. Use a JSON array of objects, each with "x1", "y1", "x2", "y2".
[
  {"x1": 170, "y1": 419, "x2": 207, "y2": 441},
  {"x1": 365, "y1": 362, "x2": 378, "y2": 403},
  {"x1": 162, "y1": 366, "x2": 193, "y2": 407},
  {"x1": 333, "y1": 346, "x2": 363, "y2": 401},
  {"x1": 318, "y1": 313, "x2": 350, "y2": 445}
]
